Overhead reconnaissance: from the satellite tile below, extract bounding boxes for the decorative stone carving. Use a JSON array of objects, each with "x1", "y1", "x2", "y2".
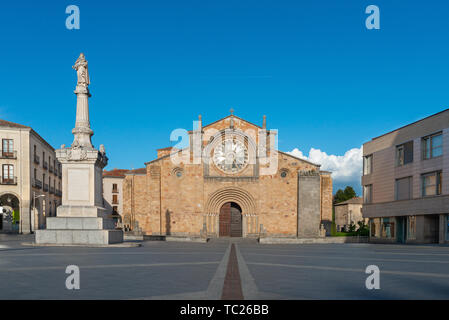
[{"x1": 72, "y1": 53, "x2": 90, "y2": 87}]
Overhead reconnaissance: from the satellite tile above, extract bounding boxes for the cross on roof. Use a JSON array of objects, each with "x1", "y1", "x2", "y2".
[{"x1": 230, "y1": 108, "x2": 234, "y2": 115}]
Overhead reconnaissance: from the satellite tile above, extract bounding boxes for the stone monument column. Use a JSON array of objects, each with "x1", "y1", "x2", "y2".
[{"x1": 35, "y1": 53, "x2": 123, "y2": 245}]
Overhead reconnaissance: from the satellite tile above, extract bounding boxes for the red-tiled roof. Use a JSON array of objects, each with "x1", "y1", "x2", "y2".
[
  {"x1": 0, "y1": 119, "x2": 30, "y2": 129},
  {"x1": 103, "y1": 169, "x2": 129, "y2": 177}
]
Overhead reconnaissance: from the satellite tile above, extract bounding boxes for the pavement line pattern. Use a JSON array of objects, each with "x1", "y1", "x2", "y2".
[
  {"x1": 247, "y1": 262, "x2": 449, "y2": 279},
  {"x1": 235, "y1": 243, "x2": 259, "y2": 300},
  {"x1": 246, "y1": 252, "x2": 449, "y2": 264},
  {"x1": 205, "y1": 243, "x2": 232, "y2": 300},
  {"x1": 0, "y1": 261, "x2": 220, "y2": 272},
  {"x1": 221, "y1": 243, "x2": 244, "y2": 300}
]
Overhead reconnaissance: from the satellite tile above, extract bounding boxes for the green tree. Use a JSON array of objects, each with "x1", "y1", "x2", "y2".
[{"x1": 333, "y1": 186, "x2": 357, "y2": 204}]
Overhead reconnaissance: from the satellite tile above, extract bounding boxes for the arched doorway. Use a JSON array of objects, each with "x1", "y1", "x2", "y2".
[
  {"x1": 219, "y1": 202, "x2": 242, "y2": 237},
  {"x1": 0, "y1": 193, "x2": 20, "y2": 233}
]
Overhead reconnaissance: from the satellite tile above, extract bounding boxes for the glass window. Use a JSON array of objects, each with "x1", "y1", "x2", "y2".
[
  {"x1": 407, "y1": 216, "x2": 416, "y2": 240},
  {"x1": 363, "y1": 185, "x2": 372, "y2": 203},
  {"x1": 422, "y1": 171, "x2": 442, "y2": 196},
  {"x1": 396, "y1": 145, "x2": 404, "y2": 166},
  {"x1": 381, "y1": 217, "x2": 395, "y2": 238},
  {"x1": 2, "y1": 139, "x2": 13, "y2": 152},
  {"x1": 370, "y1": 218, "x2": 379, "y2": 237},
  {"x1": 423, "y1": 133, "x2": 443, "y2": 159},
  {"x1": 363, "y1": 155, "x2": 372, "y2": 175},
  {"x1": 396, "y1": 141, "x2": 413, "y2": 166}
]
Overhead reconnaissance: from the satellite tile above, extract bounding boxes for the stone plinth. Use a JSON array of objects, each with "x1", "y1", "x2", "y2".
[{"x1": 36, "y1": 217, "x2": 122, "y2": 245}]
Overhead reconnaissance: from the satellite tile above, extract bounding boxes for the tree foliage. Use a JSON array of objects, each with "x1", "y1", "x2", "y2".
[{"x1": 333, "y1": 186, "x2": 357, "y2": 204}]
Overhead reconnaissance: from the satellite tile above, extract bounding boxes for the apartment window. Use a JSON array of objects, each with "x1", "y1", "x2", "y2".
[
  {"x1": 112, "y1": 206, "x2": 118, "y2": 214},
  {"x1": 363, "y1": 155, "x2": 372, "y2": 175},
  {"x1": 381, "y1": 217, "x2": 395, "y2": 238},
  {"x1": 2, "y1": 139, "x2": 14, "y2": 157},
  {"x1": 363, "y1": 184, "x2": 373, "y2": 203},
  {"x1": 112, "y1": 183, "x2": 118, "y2": 193},
  {"x1": 395, "y1": 176, "x2": 412, "y2": 200},
  {"x1": 396, "y1": 141, "x2": 413, "y2": 166},
  {"x1": 422, "y1": 171, "x2": 442, "y2": 197},
  {"x1": 422, "y1": 132, "x2": 443, "y2": 160},
  {"x1": 2, "y1": 164, "x2": 14, "y2": 183},
  {"x1": 407, "y1": 216, "x2": 416, "y2": 240},
  {"x1": 112, "y1": 194, "x2": 118, "y2": 204}
]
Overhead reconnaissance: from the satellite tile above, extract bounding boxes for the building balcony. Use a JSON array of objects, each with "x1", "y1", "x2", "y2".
[
  {"x1": 1, "y1": 177, "x2": 17, "y2": 185},
  {"x1": 58, "y1": 171, "x2": 62, "y2": 178},
  {"x1": 112, "y1": 200, "x2": 119, "y2": 204},
  {"x1": 49, "y1": 186, "x2": 55, "y2": 194},
  {"x1": 112, "y1": 189, "x2": 119, "y2": 193},
  {"x1": 33, "y1": 178, "x2": 42, "y2": 189},
  {"x1": 49, "y1": 166, "x2": 54, "y2": 173},
  {"x1": 54, "y1": 168, "x2": 58, "y2": 176},
  {"x1": 43, "y1": 183, "x2": 49, "y2": 192},
  {"x1": 34, "y1": 154, "x2": 40, "y2": 165},
  {"x1": 56, "y1": 189, "x2": 62, "y2": 197},
  {"x1": 0, "y1": 150, "x2": 17, "y2": 159},
  {"x1": 43, "y1": 161, "x2": 48, "y2": 170}
]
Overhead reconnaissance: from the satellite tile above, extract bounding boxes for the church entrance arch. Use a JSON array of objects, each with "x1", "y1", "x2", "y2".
[{"x1": 219, "y1": 202, "x2": 242, "y2": 237}]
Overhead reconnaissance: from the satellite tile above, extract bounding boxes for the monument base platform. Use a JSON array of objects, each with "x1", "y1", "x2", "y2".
[
  {"x1": 35, "y1": 216, "x2": 123, "y2": 245},
  {"x1": 36, "y1": 229, "x2": 123, "y2": 245}
]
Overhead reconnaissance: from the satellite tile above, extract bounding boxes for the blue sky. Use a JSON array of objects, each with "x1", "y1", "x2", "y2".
[{"x1": 1, "y1": 1, "x2": 449, "y2": 194}]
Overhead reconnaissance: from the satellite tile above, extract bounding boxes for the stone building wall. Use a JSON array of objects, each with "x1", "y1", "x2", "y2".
[{"x1": 122, "y1": 115, "x2": 333, "y2": 238}]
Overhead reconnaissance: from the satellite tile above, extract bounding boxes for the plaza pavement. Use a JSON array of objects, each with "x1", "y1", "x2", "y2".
[{"x1": 0, "y1": 234, "x2": 449, "y2": 299}]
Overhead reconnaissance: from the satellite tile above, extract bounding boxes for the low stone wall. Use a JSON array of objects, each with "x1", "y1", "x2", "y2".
[
  {"x1": 165, "y1": 236, "x2": 209, "y2": 243},
  {"x1": 259, "y1": 236, "x2": 369, "y2": 244}
]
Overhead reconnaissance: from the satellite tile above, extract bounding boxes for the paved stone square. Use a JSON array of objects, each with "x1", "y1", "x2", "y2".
[{"x1": 1, "y1": 234, "x2": 449, "y2": 299}]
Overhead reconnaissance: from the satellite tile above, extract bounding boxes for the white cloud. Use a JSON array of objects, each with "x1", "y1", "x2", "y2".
[{"x1": 287, "y1": 146, "x2": 363, "y2": 183}]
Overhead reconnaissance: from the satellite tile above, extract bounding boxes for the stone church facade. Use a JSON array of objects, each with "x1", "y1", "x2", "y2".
[{"x1": 123, "y1": 114, "x2": 332, "y2": 238}]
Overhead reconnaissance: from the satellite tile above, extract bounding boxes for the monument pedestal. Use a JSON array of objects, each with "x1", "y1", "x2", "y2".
[
  {"x1": 35, "y1": 53, "x2": 123, "y2": 246},
  {"x1": 35, "y1": 217, "x2": 123, "y2": 245}
]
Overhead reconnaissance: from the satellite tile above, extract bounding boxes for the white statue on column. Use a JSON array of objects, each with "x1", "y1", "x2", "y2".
[
  {"x1": 35, "y1": 53, "x2": 123, "y2": 245},
  {"x1": 72, "y1": 53, "x2": 90, "y2": 87}
]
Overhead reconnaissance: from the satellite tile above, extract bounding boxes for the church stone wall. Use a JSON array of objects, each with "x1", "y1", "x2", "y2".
[
  {"x1": 320, "y1": 173, "x2": 333, "y2": 234},
  {"x1": 122, "y1": 115, "x2": 333, "y2": 238}
]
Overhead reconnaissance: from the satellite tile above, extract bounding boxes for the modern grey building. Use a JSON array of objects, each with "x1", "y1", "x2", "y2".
[{"x1": 362, "y1": 109, "x2": 449, "y2": 244}]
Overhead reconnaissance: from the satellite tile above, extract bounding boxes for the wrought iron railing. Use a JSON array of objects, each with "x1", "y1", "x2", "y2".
[
  {"x1": 33, "y1": 178, "x2": 42, "y2": 189},
  {"x1": 1, "y1": 176, "x2": 17, "y2": 185},
  {"x1": 0, "y1": 150, "x2": 17, "y2": 159}
]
